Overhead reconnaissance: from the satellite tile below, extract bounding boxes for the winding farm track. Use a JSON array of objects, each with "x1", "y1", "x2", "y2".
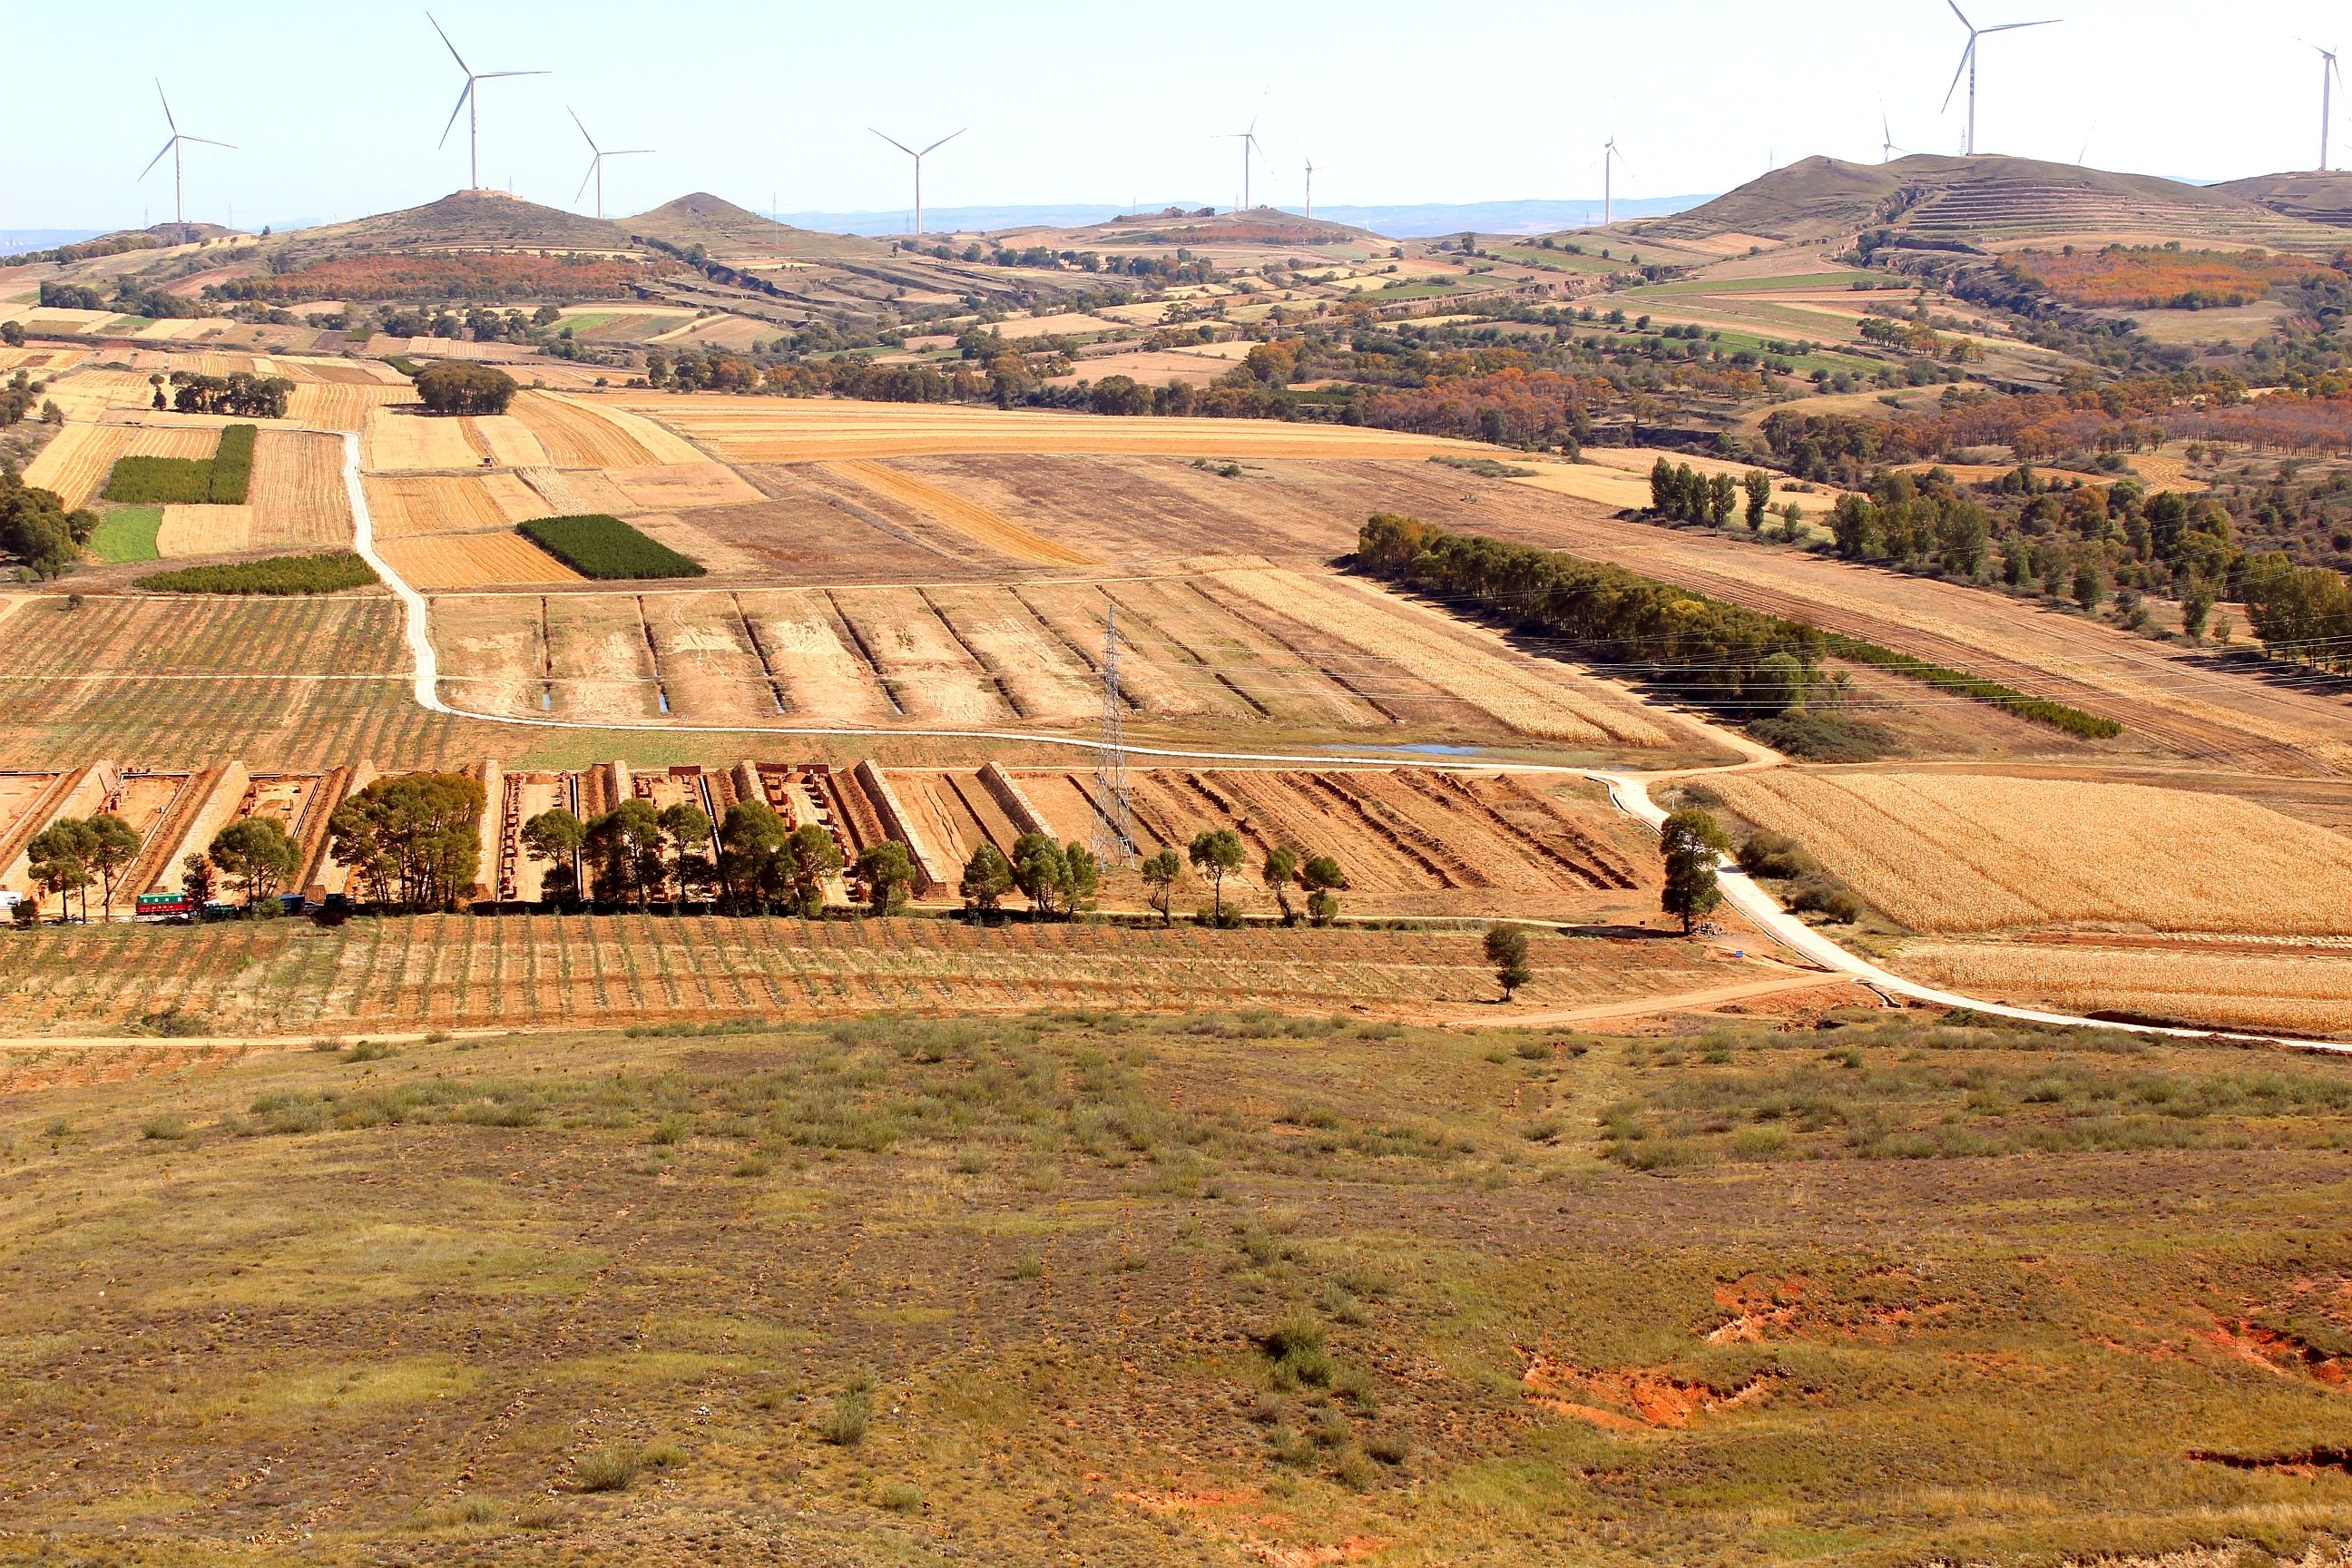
[{"x1": 334, "y1": 449, "x2": 2347, "y2": 1053}]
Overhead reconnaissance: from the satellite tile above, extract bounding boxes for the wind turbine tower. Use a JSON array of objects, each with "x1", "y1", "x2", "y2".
[
  {"x1": 1942, "y1": 2, "x2": 2059, "y2": 158},
  {"x1": 1222, "y1": 115, "x2": 1265, "y2": 210},
  {"x1": 870, "y1": 128, "x2": 965, "y2": 238},
  {"x1": 429, "y1": 13, "x2": 546, "y2": 191},
  {"x1": 1303, "y1": 156, "x2": 1315, "y2": 220},
  {"x1": 2307, "y1": 41, "x2": 2343, "y2": 171},
  {"x1": 1602, "y1": 136, "x2": 1626, "y2": 226},
  {"x1": 569, "y1": 110, "x2": 651, "y2": 220},
  {"x1": 140, "y1": 81, "x2": 232, "y2": 229}
]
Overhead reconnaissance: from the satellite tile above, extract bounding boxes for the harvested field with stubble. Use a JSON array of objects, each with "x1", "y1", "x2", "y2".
[
  {"x1": 1714, "y1": 770, "x2": 2352, "y2": 936},
  {"x1": 509, "y1": 390, "x2": 701, "y2": 468},
  {"x1": 21, "y1": 424, "x2": 131, "y2": 508},
  {"x1": 361, "y1": 406, "x2": 481, "y2": 472},
  {"x1": 363, "y1": 474, "x2": 550, "y2": 538},
  {"x1": 154, "y1": 503, "x2": 255, "y2": 557},
  {"x1": 384, "y1": 533, "x2": 581, "y2": 592},
  {"x1": 606, "y1": 393, "x2": 1493, "y2": 464},
  {"x1": 1, "y1": 1011, "x2": 2349, "y2": 1566},
  {"x1": 1898, "y1": 939, "x2": 2352, "y2": 1035},
  {"x1": 249, "y1": 430, "x2": 353, "y2": 549}
]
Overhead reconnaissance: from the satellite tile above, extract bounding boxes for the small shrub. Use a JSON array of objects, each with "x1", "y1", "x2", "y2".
[
  {"x1": 139, "y1": 1115, "x2": 188, "y2": 1142},
  {"x1": 816, "y1": 1392, "x2": 872, "y2": 1446},
  {"x1": 877, "y1": 1481, "x2": 923, "y2": 1512},
  {"x1": 571, "y1": 1445, "x2": 642, "y2": 1493},
  {"x1": 342, "y1": 1040, "x2": 394, "y2": 1063},
  {"x1": 641, "y1": 1439, "x2": 684, "y2": 1470}
]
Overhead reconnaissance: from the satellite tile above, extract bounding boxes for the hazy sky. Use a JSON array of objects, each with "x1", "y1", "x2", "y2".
[{"x1": 5, "y1": 0, "x2": 2350, "y2": 232}]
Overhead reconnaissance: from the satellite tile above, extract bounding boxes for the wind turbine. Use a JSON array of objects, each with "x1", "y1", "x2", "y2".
[
  {"x1": 1942, "y1": 2, "x2": 2059, "y2": 157},
  {"x1": 869, "y1": 128, "x2": 964, "y2": 238},
  {"x1": 429, "y1": 13, "x2": 545, "y2": 191},
  {"x1": 1221, "y1": 113, "x2": 1266, "y2": 211},
  {"x1": 1880, "y1": 104, "x2": 1910, "y2": 162},
  {"x1": 1602, "y1": 136, "x2": 1627, "y2": 226},
  {"x1": 1303, "y1": 156, "x2": 1315, "y2": 220},
  {"x1": 569, "y1": 109, "x2": 651, "y2": 220},
  {"x1": 140, "y1": 81, "x2": 232, "y2": 230},
  {"x1": 2303, "y1": 40, "x2": 2342, "y2": 171}
]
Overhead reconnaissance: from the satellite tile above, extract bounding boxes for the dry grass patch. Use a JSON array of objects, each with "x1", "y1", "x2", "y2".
[
  {"x1": 1901, "y1": 940, "x2": 2352, "y2": 1035},
  {"x1": 250, "y1": 430, "x2": 353, "y2": 550},
  {"x1": 1714, "y1": 771, "x2": 2352, "y2": 936}
]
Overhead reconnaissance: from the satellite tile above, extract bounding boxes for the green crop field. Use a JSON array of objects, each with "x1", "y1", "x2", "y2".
[
  {"x1": 86, "y1": 505, "x2": 162, "y2": 563},
  {"x1": 519, "y1": 513, "x2": 704, "y2": 579},
  {"x1": 0, "y1": 1010, "x2": 2345, "y2": 1564}
]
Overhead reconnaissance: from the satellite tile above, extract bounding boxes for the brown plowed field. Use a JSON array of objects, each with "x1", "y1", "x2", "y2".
[
  {"x1": 602, "y1": 461, "x2": 765, "y2": 512},
  {"x1": 250, "y1": 430, "x2": 353, "y2": 549},
  {"x1": 671, "y1": 466, "x2": 998, "y2": 583}
]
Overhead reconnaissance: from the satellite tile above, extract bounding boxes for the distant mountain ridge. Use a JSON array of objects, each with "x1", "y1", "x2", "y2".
[{"x1": 774, "y1": 196, "x2": 1712, "y2": 240}]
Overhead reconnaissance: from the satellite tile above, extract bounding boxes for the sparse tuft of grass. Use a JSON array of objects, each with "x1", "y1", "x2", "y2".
[
  {"x1": 571, "y1": 1446, "x2": 642, "y2": 1493},
  {"x1": 816, "y1": 1392, "x2": 872, "y2": 1446}
]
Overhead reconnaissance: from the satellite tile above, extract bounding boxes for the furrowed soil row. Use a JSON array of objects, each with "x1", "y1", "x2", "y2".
[{"x1": 1298, "y1": 770, "x2": 1476, "y2": 888}]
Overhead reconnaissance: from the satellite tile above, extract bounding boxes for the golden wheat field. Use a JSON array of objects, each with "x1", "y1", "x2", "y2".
[
  {"x1": 155, "y1": 504, "x2": 255, "y2": 556},
  {"x1": 1714, "y1": 770, "x2": 2352, "y2": 936},
  {"x1": 361, "y1": 405, "x2": 482, "y2": 471},
  {"x1": 380, "y1": 531, "x2": 583, "y2": 589},
  {"x1": 1897, "y1": 940, "x2": 2352, "y2": 1035},
  {"x1": 287, "y1": 380, "x2": 407, "y2": 433},
  {"x1": 21, "y1": 425, "x2": 129, "y2": 508},
  {"x1": 832, "y1": 457, "x2": 1096, "y2": 567},
  {"x1": 363, "y1": 473, "x2": 550, "y2": 538},
  {"x1": 249, "y1": 430, "x2": 353, "y2": 549}
]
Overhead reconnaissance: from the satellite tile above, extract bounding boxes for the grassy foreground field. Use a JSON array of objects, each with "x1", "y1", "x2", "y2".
[{"x1": 0, "y1": 1012, "x2": 2347, "y2": 1565}]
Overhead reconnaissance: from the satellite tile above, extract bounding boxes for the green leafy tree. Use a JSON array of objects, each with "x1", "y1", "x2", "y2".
[
  {"x1": 850, "y1": 840, "x2": 915, "y2": 916},
  {"x1": 1708, "y1": 471, "x2": 1739, "y2": 526},
  {"x1": 83, "y1": 812, "x2": 142, "y2": 919},
  {"x1": 1301, "y1": 853, "x2": 1347, "y2": 926},
  {"x1": 1010, "y1": 832, "x2": 1070, "y2": 920},
  {"x1": 180, "y1": 851, "x2": 216, "y2": 906},
  {"x1": 1660, "y1": 808, "x2": 1730, "y2": 935},
  {"x1": 784, "y1": 823, "x2": 843, "y2": 916},
  {"x1": 26, "y1": 818, "x2": 95, "y2": 921},
  {"x1": 960, "y1": 842, "x2": 1014, "y2": 916},
  {"x1": 327, "y1": 772, "x2": 485, "y2": 910},
  {"x1": 1742, "y1": 470, "x2": 1773, "y2": 528},
  {"x1": 1139, "y1": 848, "x2": 1181, "y2": 926},
  {"x1": 208, "y1": 817, "x2": 301, "y2": 914},
  {"x1": 1262, "y1": 846, "x2": 1299, "y2": 925},
  {"x1": 657, "y1": 803, "x2": 713, "y2": 910},
  {"x1": 583, "y1": 799, "x2": 663, "y2": 909},
  {"x1": 520, "y1": 808, "x2": 585, "y2": 907},
  {"x1": 716, "y1": 799, "x2": 789, "y2": 912},
  {"x1": 1188, "y1": 828, "x2": 1246, "y2": 923},
  {"x1": 1484, "y1": 923, "x2": 1533, "y2": 1001},
  {"x1": 1063, "y1": 841, "x2": 1100, "y2": 915}
]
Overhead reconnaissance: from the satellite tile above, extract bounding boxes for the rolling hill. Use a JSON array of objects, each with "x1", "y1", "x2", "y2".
[
  {"x1": 1631, "y1": 154, "x2": 2347, "y2": 253},
  {"x1": 2214, "y1": 170, "x2": 2352, "y2": 229}
]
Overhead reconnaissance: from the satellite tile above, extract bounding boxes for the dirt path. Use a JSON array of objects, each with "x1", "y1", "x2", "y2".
[{"x1": 1440, "y1": 970, "x2": 1873, "y2": 1029}]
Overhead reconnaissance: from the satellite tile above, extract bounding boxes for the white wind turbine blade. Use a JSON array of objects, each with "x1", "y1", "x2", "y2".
[
  {"x1": 181, "y1": 135, "x2": 235, "y2": 150},
  {"x1": 870, "y1": 128, "x2": 917, "y2": 159},
  {"x1": 1942, "y1": 38, "x2": 1975, "y2": 113},
  {"x1": 608, "y1": 148, "x2": 653, "y2": 157},
  {"x1": 426, "y1": 12, "x2": 471, "y2": 74},
  {"x1": 475, "y1": 70, "x2": 546, "y2": 80},
  {"x1": 156, "y1": 79, "x2": 178, "y2": 134},
  {"x1": 575, "y1": 156, "x2": 599, "y2": 204},
  {"x1": 570, "y1": 106, "x2": 600, "y2": 153},
  {"x1": 918, "y1": 128, "x2": 965, "y2": 158},
  {"x1": 438, "y1": 78, "x2": 474, "y2": 148},
  {"x1": 1981, "y1": 18, "x2": 2057, "y2": 34},
  {"x1": 139, "y1": 135, "x2": 179, "y2": 181},
  {"x1": 1947, "y1": 0, "x2": 1975, "y2": 30}
]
